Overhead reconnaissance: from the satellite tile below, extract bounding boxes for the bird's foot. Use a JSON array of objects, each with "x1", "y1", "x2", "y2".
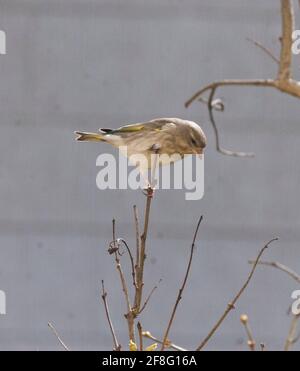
[{"x1": 142, "y1": 185, "x2": 155, "y2": 198}]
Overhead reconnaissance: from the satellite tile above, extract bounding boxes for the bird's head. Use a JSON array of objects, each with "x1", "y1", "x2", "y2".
[{"x1": 181, "y1": 120, "x2": 207, "y2": 155}]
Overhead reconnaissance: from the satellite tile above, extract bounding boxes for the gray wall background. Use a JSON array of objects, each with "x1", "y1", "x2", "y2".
[{"x1": 0, "y1": 0, "x2": 299, "y2": 350}]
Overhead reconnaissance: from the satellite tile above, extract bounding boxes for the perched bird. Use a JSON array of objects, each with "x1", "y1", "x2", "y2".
[{"x1": 75, "y1": 118, "x2": 206, "y2": 169}]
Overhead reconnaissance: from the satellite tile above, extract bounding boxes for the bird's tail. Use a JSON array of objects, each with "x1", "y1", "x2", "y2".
[{"x1": 75, "y1": 131, "x2": 105, "y2": 142}]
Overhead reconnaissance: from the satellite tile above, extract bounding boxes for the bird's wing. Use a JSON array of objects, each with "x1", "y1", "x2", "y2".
[
  {"x1": 145, "y1": 119, "x2": 177, "y2": 131},
  {"x1": 113, "y1": 123, "x2": 145, "y2": 133},
  {"x1": 105, "y1": 119, "x2": 176, "y2": 135},
  {"x1": 99, "y1": 123, "x2": 144, "y2": 134}
]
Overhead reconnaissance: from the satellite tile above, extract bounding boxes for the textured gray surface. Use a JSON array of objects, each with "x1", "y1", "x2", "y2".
[{"x1": 0, "y1": 0, "x2": 299, "y2": 350}]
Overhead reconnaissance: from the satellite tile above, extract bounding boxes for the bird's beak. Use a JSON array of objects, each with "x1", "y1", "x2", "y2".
[{"x1": 193, "y1": 148, "x2": 203, "y2": 155}]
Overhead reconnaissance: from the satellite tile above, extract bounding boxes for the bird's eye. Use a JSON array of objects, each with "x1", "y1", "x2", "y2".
[{"x1": 191, "y1": 138, "x2": 197, "y2": 146}]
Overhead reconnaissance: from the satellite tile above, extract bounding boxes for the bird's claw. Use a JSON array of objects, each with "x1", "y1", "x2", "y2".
[{"x1": 142, "y1": 185, "x2": 155, "y2": 198}]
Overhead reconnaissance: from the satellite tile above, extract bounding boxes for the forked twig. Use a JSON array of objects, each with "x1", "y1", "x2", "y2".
[
  {"x1": 196, "y1": 238, "x2": 278, "y2": 351},
  {"x1": 111, "y1": 219, "x2": 135, "y2": 342},
  {"x1": 248, "y1": 258, "x2": 300, "y2": 351},
  {"x1": 186, "y1": 0, "x2": 300, "y2": 157},
  {"x1": 206, "y1": 86, "x2": 256, "y2": 158},
  {"x1": 139, "y1": 279, "x2": 162, "y2": 315},
  {"x1": 248, "y1": 260, "x2": 300, "y2": 284},
  {"x1": 107, "y1": 186, "x2": 155, "y2": 346}
]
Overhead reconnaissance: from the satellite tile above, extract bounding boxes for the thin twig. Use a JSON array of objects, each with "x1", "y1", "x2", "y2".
[
  {"x1": 133, "y1": 205, "x2": 141, "y2": 271},
  {"x1": 101, "y1": 280, "x2": 121, "y2": 351},
  {"x1": 134, "y1": 186, "x2": 154, "y2": 314},
  {"x1": 48, "y1": 322, "x2": 70, "y2": 351},
  {"x1": 248, "y1": 260, "x2": 300, "y2": 284},
  {"x1": 137, "y1": 322, "x2": 143, "y2": 351},
  {"x1": 143, "y1": 331, "x2": 187, "y2": 351},
  {"x1": 246, "y1": 37, "x2": 280, "y2": 64},
  {"x1": 111, "y1": 220, "x2": 135, "y2": 342},
  {"x1": 284, "y1": 314, "x2": 300, "y2": 351},
  {"x1": 118, "y1": 238, "x2": 137, "y2": 288},
  {"x1": 185, "y1": 79, "x2": 277, "y2": 108},
  {"x1": 161, "y1": 216, "x2": 203, "y2": 351},
  {"x1": 240, "y1": 314, "x2": 256, "y2": 351},
  {"x1": 139, "y1": 279, "x2": 162, "y2": 315},
  {"x1": 196, "y1": 238, "x2": 278, "y2": 351}
]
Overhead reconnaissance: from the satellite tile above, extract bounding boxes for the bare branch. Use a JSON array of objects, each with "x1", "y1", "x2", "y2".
[
  {"x1": 161, "y1": 216, "x2": 203, "y2": 351},
  {"x1": 133, "y1": 205, "x2": 141, "y2": 270},
  {"x1": 248, "y1": 260, "x2": 300, "y2": 284},
  {"x1": 246, "y1": 37, "x2": 280, "y2": 65},
  {"x1": 101, "y1": 280, "x2": 121, "y2": 351},
  {"x1": 137, "y1": 322, "x2": 143, "y2": 351},
  {"x1": 134, "y1": 186, "x2": 155, "y2": 314},
  {"x1": 196, "y1": 238, "x2": 278, "y2": 351},
  {"x1": 185, "y1": 0, "x2": 300, "y2": 157},
  {"x1": 143, "y1": 331, "x2": 187, "y2": 351},
  {"x1": 139, "y1": 278, "x2": 162, "y2": 315},
  {"x1": 185, "y1": 79, "x2": 276, "y2": 108},
  {"x1": 111, "y1": 219, "x2": 135, "y2": 342},
  {"x1": 108, "y1": 188, "x2": 155, "y2": 345},
  {"x1": 284, "y1": 314, "x2": 300, "y2": 351},
  {"x1": 260, "y1": 343, "x2": 266, "y2": 351},
  {"x1": 118, "y1": 238, "x2": 137, "y2": 289},
  {"x1": 278, "y1": 0, "x2": 294, "y2": 80},
  {"x1": 240, "y1": 314, "x2": 256, "y2": 351},
  {"x1": 48, "y1": 322, "x2": 70, "y2": 351},
  {"x1": 249, "y1": 261, "x2": 300, "y2": 351},
  {"x1": 206, "y1": 86, "x2": 256, "y2": 157}
]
